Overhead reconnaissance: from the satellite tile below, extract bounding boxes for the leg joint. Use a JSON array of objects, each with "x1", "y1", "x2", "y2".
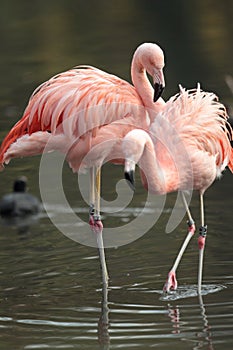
[
  {"x1": 89, "y1": 203, "x2": 95, "y2": 216},
  {"x1": 94, "y1": 214, "x2": 102, "y2": 221},
  {"x1": 199, "y1": 225, "x2": 207, "y2": 237},
  {"x1": 187, "y1": 219, "x2": 195, "y2": 227}
]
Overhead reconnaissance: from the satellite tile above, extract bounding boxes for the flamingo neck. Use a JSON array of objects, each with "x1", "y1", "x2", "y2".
[
  {"x1": 131, "y1": 54, "x2": 165, "y2": 117},
  {"x1": 138, "y1": 138, "x2": 166, "y2": 194},
  {"x1": 131, "y1": 57, "x2": 154, "y2": 108},
  {"x1": 139, "y1": 139, "x2": 179, "y2": 194}
]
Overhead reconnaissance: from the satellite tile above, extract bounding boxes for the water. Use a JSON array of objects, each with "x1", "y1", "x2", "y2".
[{"x1": 0, "y1": 1, "x2": 233, "y2": 349}]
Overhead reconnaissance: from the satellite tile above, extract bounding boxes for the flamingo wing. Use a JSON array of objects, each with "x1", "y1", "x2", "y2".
[
  {"x1": 0, "y1": 66, "x2": 148, "y2": 168},
  {"x1": 150, "y1": 85, "x2": 233, "y2": 175}
]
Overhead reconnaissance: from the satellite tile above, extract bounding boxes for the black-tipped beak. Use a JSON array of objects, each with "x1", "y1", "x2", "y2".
[
  {"x1": 124, "y1": 170, "x2": 135, "y2": 191},
  {"x1": 153, "y1": 83, "x2": 164, "y2": 102}
]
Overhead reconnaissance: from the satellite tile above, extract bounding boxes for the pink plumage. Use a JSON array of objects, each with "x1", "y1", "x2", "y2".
[
  {"x1": 0, "y1": 43, "x2": 166, "y2": 293},
  {"x1": 123, "y1": 84, "x2": 233, "y2": 293},
  {"x1": 0, "y1": 43, "x2": 165, "y2": 170}
]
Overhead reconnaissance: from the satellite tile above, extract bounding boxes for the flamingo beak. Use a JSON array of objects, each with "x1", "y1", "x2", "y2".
[
  {"x1": 124, "y1": 170, "x2": 135, "y2": 191},
  {"x1": 153, "y1": 83, "x2": 164, "y2": 102},
  {"x1": 153, "y1": 67, "x2": 165, "y2": 102}
]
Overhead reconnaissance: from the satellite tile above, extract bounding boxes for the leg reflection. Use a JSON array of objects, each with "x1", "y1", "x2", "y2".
[
  {"x1": 196, "y1": 294, "x2": 214, "y2": 350},
  {"x1": 167, "y1": 295, "x2": 214, "y2": 349},
  {"x1": 97, "y1": 284, "x2": 110, "y2": 349},
  {"x1": 168, "y1": 304, "x2": 180, "y2": 334}
]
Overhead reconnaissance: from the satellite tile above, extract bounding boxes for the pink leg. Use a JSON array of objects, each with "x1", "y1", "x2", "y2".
[
  {"x1": 93, "y1": 215, "x2": 109, "y2": 289},
  {"x1": 89, "y1": 203, "x2": 94, "y2": 226},
  {"x1": 89, "y1": 166, "x2": 109, "y2": 289},
  {"x1": 198, "y1": 226, "x2": 207, "y2": 250},
  {"x1": 163, "y1": 220, "x2": 196, "y2": 292},
  {"x1": 90, "y1": 215, "x2": 104, "y2": 233},
  {"x1": 197, "y1": 225, "x2": 207, "y2": 294},
  {"x1": 197, "y1": 193, "x2": 207, "y2": 294},
  {"x1": 89, "y1": 211, "x2": 109, "y2": 289}
]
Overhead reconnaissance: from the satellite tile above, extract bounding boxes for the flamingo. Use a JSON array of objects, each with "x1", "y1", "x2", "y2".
[
  {"x1": 0, "y1": 42, "x2": 165, "y2": 290},
  {"x1": 122, "y1": 85, "x2": 233, "y2": 294}
]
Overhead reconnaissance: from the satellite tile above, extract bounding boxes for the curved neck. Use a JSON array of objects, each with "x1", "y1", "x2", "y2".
[
  {"x1": 139, "y1": 139, "x2": 179, "y2": 194},
  {"x1": 131, "y1": 54, "x2": 153, "y2": 108},
  {"x1": 131, "y1": 53, "x2": 165, "y2": 115}
]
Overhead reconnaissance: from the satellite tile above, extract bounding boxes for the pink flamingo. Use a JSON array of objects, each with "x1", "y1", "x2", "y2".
[
  {"x1": 123, "y1": 85, "x2": 233, "y2": 294},
  {"x1": 0, "y1": 43, "x2": 165, "y2": 289}
]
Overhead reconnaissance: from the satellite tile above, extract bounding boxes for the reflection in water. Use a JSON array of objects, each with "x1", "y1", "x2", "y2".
[
  {"x1": 167, "y1": 297, "x2": 213, "y2": 349},
  {"x1": 0, "y1": 213, "x2": 40, "y2": 234},
  {"x1": 159, "y1": 284, "x2": 226, "y2": 302},
  {"x1": 98, "y1": 286, "x2": 110, "y2": 349},
  {"x1": 197, "y1": 295, "x2": 214, "y2": 350},
  {"x1": 168, "y1": 294, "x2": 214, "y2": 350},
  {"x1": 97, "y1": 285, "x2": 218, "y2": 349},
  {"x1": 0, "y1": 266, "x2": 233, "y2": 349},
  {"x1": 168, "y1": 304, "x2": 180, "y2": 334}
]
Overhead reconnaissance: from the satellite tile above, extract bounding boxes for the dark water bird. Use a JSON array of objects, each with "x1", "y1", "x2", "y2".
[{"x1": 0, "y1": 176, "x2": 41, "y2": 218}]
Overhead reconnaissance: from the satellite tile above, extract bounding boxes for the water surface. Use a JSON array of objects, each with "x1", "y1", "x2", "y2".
[{"x1": 0, "y1": 1, "x2": 233, "y2": 349}]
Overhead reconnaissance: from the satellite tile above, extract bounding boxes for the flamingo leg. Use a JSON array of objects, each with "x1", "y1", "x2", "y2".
[
  {"x1": 93, "y1": 166, "x2": 109, "y2": 289},
  {"x1": 89, "y1": 167, "x2": 95, "y2": 227},
  {"x1": 98, "y1": 286, "x2": 110, "y2": 347},
  {"x1": 95, "y1": 166, "x2": 101, "y2": 219},
  {"x1": 197, "y1": 193, "x2": 207, "y2": 294},
  {"x1": 163, "y1": 192, "x2": 196, "y2": 292}
]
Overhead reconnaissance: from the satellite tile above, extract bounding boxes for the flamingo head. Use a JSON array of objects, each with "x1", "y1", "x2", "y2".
[
  {"x1": 140, "y1": 43, "x2": 165, "y2": 102},
  {"x1": 124, "y1": 161, "x2": 135, "y2": 191}
]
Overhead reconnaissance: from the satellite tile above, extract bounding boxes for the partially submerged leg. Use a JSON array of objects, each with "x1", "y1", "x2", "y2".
[
  {"x1": 93, "y1": 166, "x2": 109, "y2": 289},
  {"x1": 197, "y1": 192, "x2": 207, "y2": 294},
  {"x1": 163, "y1": 192, "x2": 196, "y2": 292},
  {"x1": 98, "y1": 283, "x2": 110, "y2": 346}
]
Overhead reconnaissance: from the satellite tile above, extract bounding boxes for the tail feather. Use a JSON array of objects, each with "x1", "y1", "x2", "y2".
[
  {"x1": 0, "y1": 114, "x2": 29, "y2": 167},
  {"x1": 0, "y1": 130, "x2": 68, "y2": 171}
]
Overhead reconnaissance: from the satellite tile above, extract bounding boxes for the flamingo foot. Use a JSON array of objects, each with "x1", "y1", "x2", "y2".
[{"x1": 163, "y1": 270, "x2": 178, "y2": 292}]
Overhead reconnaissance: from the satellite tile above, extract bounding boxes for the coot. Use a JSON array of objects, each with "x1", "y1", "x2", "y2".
[{"x1": 0, "y1": 176, "x2": 41, "y2": 217}]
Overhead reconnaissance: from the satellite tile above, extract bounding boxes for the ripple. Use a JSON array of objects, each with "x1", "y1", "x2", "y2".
[
  {"x1": 157, "y1": 284, "x2": 227, "y2": 301},
  {"x1": 16, "y1": 318, "x2": 97, "y2": 328}
]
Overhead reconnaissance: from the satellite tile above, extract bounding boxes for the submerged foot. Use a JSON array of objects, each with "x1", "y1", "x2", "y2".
[{"x1": 163, "y1": 270, "x2": 178, "y2": 292}]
